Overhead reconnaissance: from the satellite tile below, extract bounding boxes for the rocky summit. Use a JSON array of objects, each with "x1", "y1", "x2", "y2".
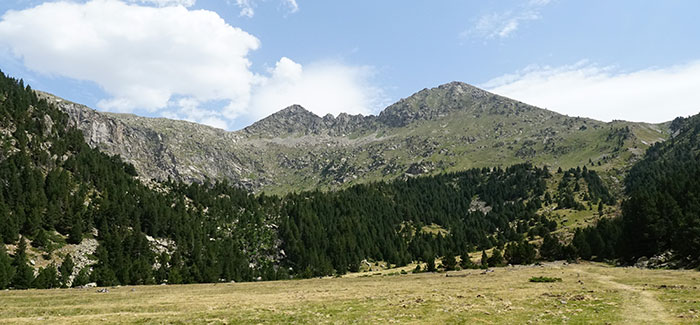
[{"x1": 40, "y1": 82, "x2": 668, "y2": 193}]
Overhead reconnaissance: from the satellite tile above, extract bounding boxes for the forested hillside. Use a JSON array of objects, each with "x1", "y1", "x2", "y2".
[
  {"x1": 575, "y1": 114, "x2": 700, "y2": 268},
  {"x1": 0, "y1": 71, "x2": 282, "y2": 288}
]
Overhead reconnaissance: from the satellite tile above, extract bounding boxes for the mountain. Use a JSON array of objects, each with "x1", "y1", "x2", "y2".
[
  {"x1": 47, "y1": 83, "x2": 671, "y2": 194},
  {"x1": 40, "y1": 82, "x2": 668, "y2": 194}
]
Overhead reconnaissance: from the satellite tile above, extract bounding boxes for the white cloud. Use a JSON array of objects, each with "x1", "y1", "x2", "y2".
[
  {"x1": 233, "y1": 0, "x2": 298, "y2": 18},
  {"x1": 464, "y1": 1, "x2": 551, "y2": 39},
  {"x1": 483, "y1": 60, "x2": 700, "y2": 122},
  {"x1": 127, "y1": 0, "x2": 196, "y2": 7},
  {"x1": 226, "y1": 57, "x2": 384, "y2": 122},
  {"x1": 0, "y1": 0, "x2": 381, "y2": 130},
  {"x1": 0, "y1": 0, "x2": 260, "y2": 116},
  {"x1": 162, "y1": 97, "x2": 229, "y2": 129}
]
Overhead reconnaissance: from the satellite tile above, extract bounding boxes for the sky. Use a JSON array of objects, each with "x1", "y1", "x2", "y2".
[{"x1": 0, "y1": 0, "x2": 699, "y2": 130}]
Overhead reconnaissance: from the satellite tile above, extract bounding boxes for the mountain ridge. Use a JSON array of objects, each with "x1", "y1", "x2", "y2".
[{"x1": 39, "y1": 81, "x2": 669, "y2": 193}]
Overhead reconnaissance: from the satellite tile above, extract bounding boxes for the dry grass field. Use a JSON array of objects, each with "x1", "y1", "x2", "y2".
[{"x1": 1, "y1": 262, "x2": 698, "y2": 324}]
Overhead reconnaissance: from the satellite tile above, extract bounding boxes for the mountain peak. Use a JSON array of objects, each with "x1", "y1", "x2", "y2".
[
  {"x1": 244, "y1": 104, "x2": 379, "y2": 138},
  {"x1": 276, "y1": 104, "x2": 316, "y2": 116},
  {"x1": 244, "y1": 104, "x2": 323, "y2": 137},
  {"x1": 377, "y1": 81, "x2": 493, "y2": 127}
]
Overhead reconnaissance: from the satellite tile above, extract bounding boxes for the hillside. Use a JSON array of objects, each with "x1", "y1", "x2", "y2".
[
  {"x1": 40, "y1": 82, "x2": 669, "y2": 194},
  {"x1": 578, "y1": 114, "x2": 700, "y2": 267}
]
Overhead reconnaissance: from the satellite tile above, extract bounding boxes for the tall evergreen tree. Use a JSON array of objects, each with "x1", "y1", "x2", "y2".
[
  {"x1": 33, "y1": 264, "x2": 59, "y2": 289},
  {"x1": 481, "y1": 250, "x2": 488, "y2": 268},
  {"x1": 11, "y1": 237, "x2": 34, "y2": 289},
  {"x1": 539, "y1": 233, "x2": 562, "y2": 261},
  {"x1": 0, "y1": 241, "x2": 14, "y2": 289},
  {"x1": 443, "y1": 252, "x2": 457, "y2": 271},
  {"x1": 59, "y1": 254, "x2": 74, "y2": 287},
  {"x1": 487, "y1": 249, "x2": 505, "y2": 267}
]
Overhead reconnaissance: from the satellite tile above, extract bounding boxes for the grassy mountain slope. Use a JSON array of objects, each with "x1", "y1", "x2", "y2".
[{"x1": 40, "y1": 82, "x2": 668, "y2": 194}]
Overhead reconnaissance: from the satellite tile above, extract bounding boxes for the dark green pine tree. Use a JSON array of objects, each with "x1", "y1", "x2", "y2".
[
  {"x1": 67, "y1": 213, "x2": 83, "y2": 245},
  {"x1": 0, "y1": 202, "x2": 19, "y2": 244},
  {"x1": 72, "y1": 268, "x2": 90, "y2": 288},
  {"x1": 487, "y1": 249, "x2": 505, "y2": 267},
  {"x1": 59, "y1": 254, "x2": 74, "y2": 287},
  {"x1": 572, "y1": 229, "x2": 592, "y2": 260},
  {"x1": 0, "y1": 241, "x2": 15, "y2": 289},
  {"x1": 32, "y1": 229, "x2": 49, "y2": 249},
  {"x1": 539, "y1": 233, "x2": 562, "y2": 261},
  {"x1": 481, "y1": 250, "x2": 488, "y2": 268},
  {"x1": 443, "y1": 252, "x2": 457, "y2": 271},
  {"x1": 33, "y1": 264, "x2": 60, "y2": 289},
  {"x1": 425, "y1": 253, "x2": 436, "y2": 272},
  {"x1": 11, "y1": 237, "x2": 34, "y2": 289},
  {"x1": 459, "y1": 252, "x2": 475, "y2": 269}
]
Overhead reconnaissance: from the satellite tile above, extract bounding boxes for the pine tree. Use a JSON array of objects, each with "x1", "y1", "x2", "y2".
[
  {"x1": 426, "y1": 257, "x2": 436, "y2": 272},
  {"x1": 540, "y1": 233, "x2": 562, "y2": 261},
  {"x1": 572, "y1": 229, "x2": 592, "y2": 260},
  {"x1": 459, "y1": 252, "x2": 475, "y2": 269},
  {"x1": 59, "y1": 254, "x2": 74, "y2": 287},
  {"x1": 72, "y1": 268, "x2": 90, "y2": 288},
  {"x1": 11, "y1": 237, "x2": 34, "y2": 289},
  {"x1": 32, "y1": 229, "x2": 49, "y2": 249},
  {"x1": 33, "y1": 264, "x2": 59, "y2": 289},
  {"x1": 487, "y1": 249, "x2": 505, "y2": 267},
  {"x1": 0, "y1": 242, "x2": 14, "y2": 289},
  {"x1": 443, "y1": 252, "x2": 457, "y2": 271},
  {"x1": 67, "y1": 214, "x2": 83, "y2": 245},
  {"x1": 481, "y1": 250, "x2": 488, "y2": 268}
]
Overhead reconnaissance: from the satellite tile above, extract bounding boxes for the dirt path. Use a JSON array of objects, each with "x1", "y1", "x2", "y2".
[{"x1": 574, "y1": 266, "x2": 674, "y2": 324}]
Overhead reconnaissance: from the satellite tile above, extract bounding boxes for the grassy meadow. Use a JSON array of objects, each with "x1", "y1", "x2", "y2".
[{"x1": 0, "y1": 262, "x2": 698, "y2": 324}]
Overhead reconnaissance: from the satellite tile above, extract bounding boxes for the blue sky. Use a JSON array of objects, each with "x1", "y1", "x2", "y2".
[{"x1": 1, "y1": 0, "x2": 699, "y2": 130}]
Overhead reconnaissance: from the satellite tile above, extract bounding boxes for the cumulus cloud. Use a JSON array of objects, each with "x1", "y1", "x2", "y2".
[
  {"x1": 127, "y1": 0, "x2": 196, "y2": 7},
  {"x1": 0, "y1": 0, "x2": 260, "y2": 117},
  {"x1": 464, "y1": 0, "x2": 552, "y2": 39},
  {"x1": 162, "y1": 97, "x2": 229, "y2": 129},
  {"x1": 227, "y1": 57, "x2": 384, "y2": 122},
  {"x1": 0, "y1": 0, "x2": 381, "y2": 130},
  {"x1": 234, "y1": 0, "x2": 298, "y2": 18},
  {"x1": 483, "y1": 60, "x2": 700, "y2": 122}
]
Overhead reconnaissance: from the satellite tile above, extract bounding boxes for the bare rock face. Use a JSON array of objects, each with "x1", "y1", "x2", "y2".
[{"x1": 39, "y1": 91, "x2": 263, "y2": 189}]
